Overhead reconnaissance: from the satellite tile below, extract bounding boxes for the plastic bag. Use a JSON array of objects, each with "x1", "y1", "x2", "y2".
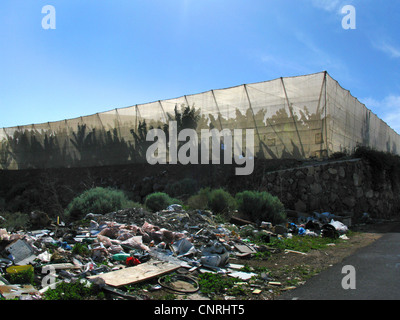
[
  {"x1": 329, "y1": 219, "x2": 348, "y2": 234},
  {"x1": 172, "y1": 238, "x2": 196, "y2": 257},
  {"x1": 121, "y1": 235, "x2": 150, "y2": 252},
  {"x1": 200, "y1": 241, "x2": 230, "y2": 267}
]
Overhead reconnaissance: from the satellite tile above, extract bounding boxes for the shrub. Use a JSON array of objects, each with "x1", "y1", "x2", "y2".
[
  {"x1": 187, "y1": 188, "x2": 236, "y2": 214},
  {"x1": 235, "y1": 190, "x2": 286, "y2": 224},
  {"x1": 354, "y1": 145, "x2": 400, "y2": 190},
  {"x1": 208, "y1": 188, "x2": 236, "y2": 214},
  {"x1": 65, "y1": 187, "x2": 135, "y2": 220},
  {"x1": 187, "y1": 187, "x2": 211, "y2": 210},
  {"x1": 144, "y1": 192, "x2": 181, "y2": 212},
  {"x1": 165, "y1": 178, "x2": 199, "y2": 198},
  {"x1": 0, "y1": 211, "x2": 30, "y2": 232}
]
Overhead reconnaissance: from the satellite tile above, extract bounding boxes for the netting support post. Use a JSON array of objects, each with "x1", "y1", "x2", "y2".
[
  {"x1": 211, "y1": 90, "x2": 223, "y2": 130},
  {"x1": 280, "y1": 77, "x2": 306, "y2": 158},
  {"x1": 244, "y1": 84, "x2": 263, "y2": 155}
]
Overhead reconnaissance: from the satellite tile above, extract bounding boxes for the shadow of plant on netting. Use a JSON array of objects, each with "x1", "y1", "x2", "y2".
[{"x1": 0, "y1": 104, "x2": 327, "y2": 169}]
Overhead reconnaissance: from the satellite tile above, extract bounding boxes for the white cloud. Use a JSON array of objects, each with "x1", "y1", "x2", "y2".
[
  {"x1": 309, "y1": 0, "x2": 354, "y2": 14},
  {"x1": 362, "y1": 95, "x2": 400, "y2": 134},
  {"x1": 372, "y1": 40, "x2": 400, "y2": 59},
  {"x1": 310, "y1": 0, "x2": 341, "y2": 12}
]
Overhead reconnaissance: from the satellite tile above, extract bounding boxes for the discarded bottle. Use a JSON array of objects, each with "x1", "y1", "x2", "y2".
[{"x1": 112, "y1": 253, "x2": 130, "y2": 261}]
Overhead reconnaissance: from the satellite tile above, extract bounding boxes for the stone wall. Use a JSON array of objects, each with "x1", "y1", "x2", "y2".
[
  {"x1": 258, "y1": 158, "x2": 399, "y2": 220},
  {"x1": 0, "y1": 156, "x2": 398, "y2": 222}
]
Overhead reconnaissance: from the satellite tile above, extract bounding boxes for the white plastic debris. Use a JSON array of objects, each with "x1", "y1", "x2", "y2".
[{"x1": 329, "y1": 219, "x2": 348, "y2": 234}]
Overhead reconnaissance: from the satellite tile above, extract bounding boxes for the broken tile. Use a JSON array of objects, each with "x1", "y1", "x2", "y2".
[{"x1": 6, "y1": 239, "x2": 37, "y2": 266}]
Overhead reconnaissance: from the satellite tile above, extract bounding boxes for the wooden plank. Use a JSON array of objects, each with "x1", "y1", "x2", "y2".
[
  {"x1": 48, "y1": 263, "x2": 82, "y2": 270},
  {"x1": 229, "y1": 216, "x2": 256, "y2": 226},
  {"x1": 284, "y1": 249, "x2": 307, "y2": 255},
  {"x1": 88, "y1": 260, "x2": 180, "y2": 287}
]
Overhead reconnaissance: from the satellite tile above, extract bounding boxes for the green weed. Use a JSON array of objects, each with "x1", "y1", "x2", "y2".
[
  {"x1": 5, "y1": 268, "x2": 35, "y2": 285},
  {"x1": 269, "y1": 235, "x2": 341, "y2": 253},
  {"x1": 42, "y1": 280, "x2": 101, "y2": 300},
  {"x1": 198, "y1": 273, "x2": 241, "y2": 298},
  {"x1": 71, "y1": 242, "x2": 90, "y2": 256}
]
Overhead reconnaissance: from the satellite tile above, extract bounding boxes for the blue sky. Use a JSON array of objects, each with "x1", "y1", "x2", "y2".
[{"x1": 1, "y1": 0, "x2": 400, "y2": 133}]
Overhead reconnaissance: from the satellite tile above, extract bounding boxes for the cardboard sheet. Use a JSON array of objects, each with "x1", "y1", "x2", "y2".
[{"x1": 88, "y1": 260, "x2": 180, "y2": 287}]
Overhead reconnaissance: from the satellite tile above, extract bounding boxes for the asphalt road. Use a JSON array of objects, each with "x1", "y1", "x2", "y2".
[{"x1": 278, "y1": 223, "x2": 400, "y2": 300}]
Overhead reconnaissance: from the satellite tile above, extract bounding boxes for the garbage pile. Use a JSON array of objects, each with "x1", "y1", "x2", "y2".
[{"x1": 0, "y1": 206, "x2": 352, "y2": 300}]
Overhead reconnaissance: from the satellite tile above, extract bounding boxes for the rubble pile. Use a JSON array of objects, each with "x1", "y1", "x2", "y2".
[{"x1": 0, "y1": 205, "x2": 353, "y2": 300}]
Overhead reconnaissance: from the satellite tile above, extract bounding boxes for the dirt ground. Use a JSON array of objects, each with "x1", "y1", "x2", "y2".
[
  {"x1": 140, "y1": 221, "x2": 398, "y2": 301},
  {"x1": 231, "y1": 221, "x2": 397, "y2": 300},
  {"x1": 258, "y1": 223, "x2": 387, "y2": 272}
]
